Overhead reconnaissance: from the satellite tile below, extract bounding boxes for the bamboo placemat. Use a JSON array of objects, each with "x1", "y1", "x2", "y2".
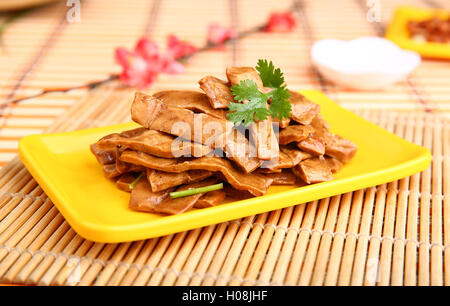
[{"x1": 0, "y1": 0, "x2": 449, "y2": 285}]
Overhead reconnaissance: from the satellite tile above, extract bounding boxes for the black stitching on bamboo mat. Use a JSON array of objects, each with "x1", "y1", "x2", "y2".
[
  {"x1": 229, "y1": 0, "x2": 238, "y2": 66},
  {"x1": 292, "y1": 0, "x2": 329, "y2": 93},
  {"x1": 355, "y1": 0, "x2": 433, "y2": 113},
  {"x1": 142, "y1": 0, "x2": 162, "y2": 37}
]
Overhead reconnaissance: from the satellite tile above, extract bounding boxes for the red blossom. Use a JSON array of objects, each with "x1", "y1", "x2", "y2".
[
  {"x1": 166, "y1": 35, "x2": 198, "y2": 60},
  {"x1": 207, "y1": 23, "x2": 238, "y2": 47},
  {"x1": 115, "y1": 38, "x2": 184, "y2": 89},
  {"x1": 264, "y1": 12, "x2": 296, "y2": 32}
]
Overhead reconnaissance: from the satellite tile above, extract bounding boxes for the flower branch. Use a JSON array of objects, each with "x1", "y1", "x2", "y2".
[{"x1": 2, "y1": 10, "x2": 297, "y2": 107}]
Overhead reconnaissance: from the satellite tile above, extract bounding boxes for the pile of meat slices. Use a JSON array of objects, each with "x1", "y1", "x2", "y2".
[
  {"x1": 90, "y1": 67, "x2": 357, "y2": 215},
  {"x1": 408, "y1": 16, "x2": 450, "y2": 43}
]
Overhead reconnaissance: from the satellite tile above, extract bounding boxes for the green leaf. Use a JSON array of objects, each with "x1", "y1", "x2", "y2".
[
  {"x1": 230, "y1": 80, "x2": 267, "y2": 104},
  {"x1": 227, "y1": 80, "x2": 270, "y2": 126},
  {"x1": 227, "y1": 100, "x2": 270, "y2": 126},
  {"x1": 256, "y1": 59, "x2": 285, "y2": 88},
  {"x1": 169, "y1": 183, "x2": 224, "y2": 199},
  {"x1": 226, "y1": 60, "x2": 292, "y2": 126},
  {"x1": 268, "y1": 86, "x2": 292, "y2": 120}
]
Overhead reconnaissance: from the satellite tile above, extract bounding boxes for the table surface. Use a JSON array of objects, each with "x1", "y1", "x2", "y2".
[{"x1": 0, "y1": 0, "x2": 449, "y2": 286}]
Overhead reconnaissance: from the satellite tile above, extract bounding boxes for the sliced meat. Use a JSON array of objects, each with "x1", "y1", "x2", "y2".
[
  {"x1": 115, "y1": 149, "x2": 145, "y2": 175},
  {"x1": 263, "y1": 145, "x2": 310, "y2": 171},
  {"x1": 103, "y1": 164, "x2": 122, "y2": 179},
  {"x1": 149, "y1": 90, "x2": 226, "y2": 119},
  {"x1": 198, "y1": 76, "x2": 234, "y2": 109},
  {"x1": 116, "y1": 173, "x2": 139, "y2": 192},
  {"x1": 96, "y1": 127, "x2": 212, "y2": 158},
  {"x1": 256, "y1": 168, "x2": 282, "y2": 174},
  {"x1": 272, "y1": 116, "x2": 290, "y2": 129},
  {"x1": 226, "y1": 67, "x2": 263, "y2": 88},
  {"x1": 280, "y1": 145, "x2": 312, "y2": 165},
  {"x1": 131, "y1": 94, "x2": 260, "y2": 172},
  {"x1": 278, "y1": 125, "x2": 314, "y2": 145},
  {"x1": 260, "y1": 169, "x2": 297, "y2": 185},
  {"x1": 262, "y1": 149, "x2": 293, "y2": 170},
  {"x1": 147, "y1": 169, "x2": 212, "y2": 192},
  {"x1": 295, "y1": 156, "x2": 333, "y2": 184},
  {"x1": 289, "y1": 91, "x2": 320, "y2": 125},
  {"x1": 325, "y1": 134, "x2": 358, "y2": 162},
  {"x1": 250, "y1": 119, "x2": 279, "y2": 160},
  {"x1": 223, "y1": 184, "x2": 253, "y2": 200},
  {"x1": 308, "y1": 115, "x2": 333, "y2": 148},
  {"x1": 225, "y1": 128, "x2": 262, "y2": 173},
  {"x1": 98, "y1": 147, "x2": 144, "y2": 179},
  {"x1": 194, "y1": 190, "x2": 226, "y2": 208},
  {"x1": 325, "y1": 156, "x2": 343, "y2": 173},
  {"x1": 90, "y1": 143, "x2": 115, "y2": 165},
  {"x1": 249, "y1": 120, "x2": 276, "y2": 162},
  {"x1": 115, "y1": 149, "x2": 129, "y2": 174},
  {"x1": 309, "y1": 115, "x2": 330, "y2": 140},
  {"x1": 120, "y1": 150, "x2": 271, "y2": 196},
  {"x1": 129, "y1": 179, "x2": 172, "y2": 213},
  {"x1": 297, "y1": 137, "x2": 325, "y2": 156},
  {"x1": 132, "y1": 90, "x2": 230, "y2": 146},
  {"x1": 306, "y1": 115, "x2": 357, "y2": 161}
]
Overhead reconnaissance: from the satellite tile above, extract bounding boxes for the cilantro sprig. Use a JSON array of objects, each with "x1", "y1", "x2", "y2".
[
  {"x1": 256, "y1": 59, "x2": 285, "y2": 88},
  {"x1": 226, "y1": 59, "x2": 291, "y2": 126},
  {"x1": 227, "y1": 80, "x2": 271, "y2": 126}
]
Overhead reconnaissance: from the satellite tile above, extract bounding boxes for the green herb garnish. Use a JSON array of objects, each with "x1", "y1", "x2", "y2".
[
  {"x1": 129, "y1": 172, "x2": 144, "y2": 189},
  {"x1": 226, "y1": 59, "x2": 291, "y2": 126},
  {"x1": 256, "y1": 59, "x2": 285, "y2": 88},
  {"x1": 169, "y1": 183, "x2": 224, "y2": 199},
  {"x1": 227, "y1": 80, "x2": 271, "y2": 126}
]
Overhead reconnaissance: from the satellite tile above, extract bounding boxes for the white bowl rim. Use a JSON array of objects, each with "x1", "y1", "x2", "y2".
[{"x1": 311, "y1": 37, "x2": 421, "y2": 76}]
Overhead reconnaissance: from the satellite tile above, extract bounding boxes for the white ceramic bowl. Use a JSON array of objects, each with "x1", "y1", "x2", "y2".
[{"x1": 311, "y1": 37, "x2": 421, "y2": 90}]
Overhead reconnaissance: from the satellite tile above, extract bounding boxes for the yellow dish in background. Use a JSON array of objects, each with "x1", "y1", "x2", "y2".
[
  {"x1": 18, "y1": 90, "x2": 431, "y2": 243},
  {"x1": 385, "y1": 6, "x2": 450, "y2": 59}
]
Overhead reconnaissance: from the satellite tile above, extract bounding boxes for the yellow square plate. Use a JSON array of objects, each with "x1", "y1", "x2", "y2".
[
  {"x1": 385, "y1": 6, "x2": 450, "y2": 59},
  {"x1": 18, "y1": 90, "x2": 431, "y2": 243}
]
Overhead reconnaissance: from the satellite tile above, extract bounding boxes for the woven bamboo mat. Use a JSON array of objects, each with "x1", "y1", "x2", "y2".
[{"x1": 0, "y1": 0, "x2": 449, "y2": 285}]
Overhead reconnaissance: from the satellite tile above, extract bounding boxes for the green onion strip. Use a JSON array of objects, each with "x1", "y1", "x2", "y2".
[
  {"x1": 129, "y1": 172, "x2": 144, "y2": 190},
  {"x1": 169, "y1": 183, "x2": 224, "y2": 199}
]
